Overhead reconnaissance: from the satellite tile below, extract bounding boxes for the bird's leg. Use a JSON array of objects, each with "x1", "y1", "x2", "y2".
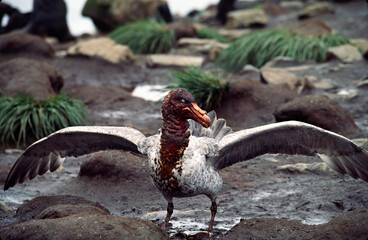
[
  {"x1": 162, "y1": 202, "x2": 174, "y2": 230},
  {"x1": 208, "y1": 200, "x2": 217, "y2": 233}
]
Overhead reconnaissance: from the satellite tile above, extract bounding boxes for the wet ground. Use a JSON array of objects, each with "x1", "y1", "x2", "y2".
[{"x1": 1, "y1": 0, "x2": 368, "y2": 239}]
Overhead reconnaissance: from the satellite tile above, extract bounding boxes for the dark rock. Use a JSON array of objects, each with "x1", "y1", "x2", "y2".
[
  {"x1": 0, "y1": 32, "x2": 54, "y2": 59},
  {"x1": 79, "y1": 151, "x2": 144, "y2": 180},
  {"x1": 290, "y1": 18, "x2": 332, "y2": 36},
  {"x1": 27, "y1": 0, "x2": 74, "y2": 42},
  {"x1": 15, "y1": 195, "x2": 109, "y2": 223},
  {"x1": 167, "y1": 21, "x2": 196, "y2": 40},
  {"x1": 298, "y1": 2, "x2": 335, "y2": 20},
  {"x1": 36, "y1": 204, "x2": 110, "y2": 219},
  {"x1": 222, "y1": 209, "x2": 368, "y2": 240},
  {"x1": 1, "y1": 214, "x2": 169, "y2": 240},
  {"x1": 273, "y1": 94, "x2": 364, "y2": 138},
  {"x1": 0, "y1": 58, "x2": 63, "y2": 100}
]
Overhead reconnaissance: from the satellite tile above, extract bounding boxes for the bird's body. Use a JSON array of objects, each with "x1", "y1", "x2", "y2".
[{"x1": 4, "y1": 88, "x2": 368, "y2": 233}]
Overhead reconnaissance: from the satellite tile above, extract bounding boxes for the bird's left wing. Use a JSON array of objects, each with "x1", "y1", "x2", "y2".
[
  {"x1": 4, "y1": 126, "x2": 146, "y2": 190},
  {"x1": 210, "y1": 121, "x2": 368, "y2": 182}
]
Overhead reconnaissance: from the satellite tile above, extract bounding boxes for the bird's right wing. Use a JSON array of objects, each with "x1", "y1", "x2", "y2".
[
  {"x1": 210, "y1": 121, "x2": 368, "y2": 182},
  {"x1": 4, "y1": 126, "x2": 146, "y2": 190}
]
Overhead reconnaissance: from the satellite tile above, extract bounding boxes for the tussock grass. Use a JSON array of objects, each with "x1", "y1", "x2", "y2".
[
  {"x1": 0, "y1": 95, "x2": 90, "y2": 147},
  {"x1": 216, "y1": 29, "x2": 350, "y2": 72},
  {"x1": 110, "y1": 20, "x2": 175, "y2": 54},
  {"x1": 167, "y1": 67, "x2": 230, "y2": 110},
  {"x1": 196, "y1": 28, "x2": 228, "y2": 43}
]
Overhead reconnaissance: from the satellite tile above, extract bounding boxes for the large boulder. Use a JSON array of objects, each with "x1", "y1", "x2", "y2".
[
  {"x1": 82, "y1": 0, "x2": 160, "y2": 32},
  {"x1": 290, "y1": 18, "x2": 332, "y2": 36},
  {"x1": 222, "y1": 209, "x2": 368, "y2": 240},
  {"x1": 0, "y1": 58, "x2": 63, "y2": 100},
  {"x1": 0, "y1": 32, "x2": 54, "y2": 59},
  {"x1": 273, "y1": 94, "x2": 364, "y2": 138},
  {"x1": 1, "y1": 195, "x2": 169, "y2": 240}
]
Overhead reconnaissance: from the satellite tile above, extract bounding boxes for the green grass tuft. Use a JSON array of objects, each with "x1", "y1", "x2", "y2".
[
  {"x1": 196, "y1": 28, "x2": 228, "y2": 43},
  {"x1": 110, "y1": 20, "x2": 176, "y2": 54},
  {"x1": 167, "y1": 67, "x2": 230, "y2": 110},
  {"x1": 216, "y1": 29, "x2": 350, "y2": 72},
  {"x1": 0, "y1": 95, "x2": 90, "y2": 147}
]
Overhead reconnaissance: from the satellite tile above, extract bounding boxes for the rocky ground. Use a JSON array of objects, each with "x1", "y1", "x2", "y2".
[{"x1": 1, "y1": 0, "x2": 368, "y2": 239}]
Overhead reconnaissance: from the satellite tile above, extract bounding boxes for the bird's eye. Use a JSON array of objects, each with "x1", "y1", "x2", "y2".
[{"x1": 181, "y1": 99, "x2": 186, "y2": 103}]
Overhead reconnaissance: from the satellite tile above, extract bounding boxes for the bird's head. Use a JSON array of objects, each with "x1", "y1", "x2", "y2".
[{"x1": 162, "y1": 88, "x2": 211, "y2": 128}]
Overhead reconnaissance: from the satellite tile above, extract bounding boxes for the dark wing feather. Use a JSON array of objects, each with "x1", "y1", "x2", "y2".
[
  {"x1": 4, "y1": 126, "x2": 146, "y2": 190},
  {"x1": 210, "y1": 121, "x2": 368, "y2": 182}
]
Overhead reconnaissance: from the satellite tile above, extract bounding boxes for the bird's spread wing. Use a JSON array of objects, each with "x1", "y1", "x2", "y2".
[
  {"x1": 210, "y1": 121, "x2": 368, "y2": 182},
  {"x1": 4, "y1": 126, "x2": 146, "y2": 190}
]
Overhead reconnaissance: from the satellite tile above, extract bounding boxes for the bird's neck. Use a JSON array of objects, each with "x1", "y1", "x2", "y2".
[{"x1": 159, "y1": 115, "x2": 190, "y2": 179}]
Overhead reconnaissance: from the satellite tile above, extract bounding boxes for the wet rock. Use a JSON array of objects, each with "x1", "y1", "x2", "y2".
[
  {"x1": 67, "y1": 37, "x2": 135, "y2": 64},
  {"x1": 0, "y1": 32, "x2": 54, "y2": 59},
  {"x1": 351, "y1": 38, "x2": 368, "y2": 59},
  {"x1": 290, "y1": 18, "x2": 332, "y2": 36},
  {"x1": 36, "y1": 204, "x2": 110, "y2": 219},
  {"x1": 82, "y1": 0, "x2": 159, "y2": 32},
  {"x1": 222, "y1": 209, "x2": 368, "y2": 240},
  {"x1": 225, "y1": 9, "x2": 268, "y2": 29},
  {"x1": 0, "y1": 202, "x2": 12, "y2": 213},
  {"x1": 0, "y1": 58, "x2": 63, "y2": 100},
  {"x1": 79, "y1": 151, "x2": 144, "y2": 179},
  {"x1": 1, "y1": 214, "x2": 169, "y2": 240},
  {"x1": 327, "y1": 44, "x2": 363, "y2": 63},
  {"x1": 15, "y1": 195, "x2": 109, "y2": 223},
  {"x1": 273, "y1": 94, "x2": 364, "y2": 138},
  {"x1": 146, "y1": 54, "x2": 204, "y2": 68},
  {"x1": 167, "y1": 21, "x2": 196, "y2": 40},
  {"x1": 262, "y1": 2, "x2": 289, "y2": 17},
  {"x1": 298, "y1": 2, "x2": 335, "y2": 20}
]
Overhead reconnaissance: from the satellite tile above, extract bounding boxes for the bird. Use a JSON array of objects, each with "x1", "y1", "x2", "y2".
[{"x1": 4, "y1": 88, "x2": 368, "y2": 233}]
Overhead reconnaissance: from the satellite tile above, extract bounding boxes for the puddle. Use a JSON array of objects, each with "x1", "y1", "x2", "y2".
[{"x1": 132, "y1": 85, "x2": 169, "y2": 102}]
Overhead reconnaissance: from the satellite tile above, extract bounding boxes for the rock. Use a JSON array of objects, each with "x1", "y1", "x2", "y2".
[
  {"x1": 290, "y1": 18, "x2": 332, "y2": 36},
  {"x1": 273, "y1": 94, "x2": 364, "y2": 138},
  {"x1": 280, "y1": 1, "x2": 304, "y2": 10},
  {"x1": 1, "y1": 214, "x2": 169, "y2": 240},
  {"x1": 222, "y1": 209, "x2": 368, "y2": 240},
  {"x1": 275, "y1": 162, "x2": 337, "y2": 176},
  {"x1": 263, "y1": 56, "x2": 312, "y2": 69},
  {"x1": 146, "y1": 54, "x2": 204, "y2": 67},
  {"x1": 262, "y1": 2, "x2": 289, "y2": 16},
  {"x1": 352, "y1": 138, "x2": 368, "y2": 151},
  {"x1": 298, "y1": 2, "x2": 335, "y2": 20},
  {"x1": 357, "y1": 79, "x2": 368, "y2": 89},
  {"x1": 79, "y1": 151, "x2": 143, "y2": 179},
  {"x1": 217, "y1": 28, "x2": 251, "y2": 41},
  {"x1": 15, "y1": 195, "x2": 109, "y2": 223},
  {"x1": 0, "y1": 32, "x2": 54, "y2": 59},
  {"x1": 0, "y1": 58, "x2": 63, "y2": 100},
  {"x1": 166, "y1": 21, "x2": 196, "y2": 40},
  {"x1": 82, "y1": 0, "x2": 159, "y2": 32},
  {"x1": 260, "y1": 67, "x2": 300, "y2": 88},
  {"x1": 327, "y1": 44, "x2": 363, "y2": 63},
  {"x1": 225, "y1": 9, "x2": 268, "y2": 29},
  {"x1": 176, "y1": 38, "x2": 229, "y2": 61},
  {"x1": 36, "y1": 204, "x2": 110, "y2": 219},
  {"x1": 350, "y1": 38, "x2": 368, "y2": 59},
  {"x1": 0, "y1": 202, "x2": 12, "y2": 213},
  {"x1": 67, "y1": 37, "x2": 135, "y2": 64}
]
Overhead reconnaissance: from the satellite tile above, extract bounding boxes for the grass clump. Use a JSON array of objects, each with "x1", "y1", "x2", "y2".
[
  {"x1": 110, "y1": 20, "x2": 175, "y2": 54},
  {"x1": 167, "y1": 67, "x2": 230, "y2": 110},
  {"x1": 0, "y1": 95, "x2": 90, "y2": 147},
  {"x1": 196, "y1": 28, "x2": 228, "y2": 43},
  {"x1": 216, "y1": 29, "x2": 350, "y2": 72}
]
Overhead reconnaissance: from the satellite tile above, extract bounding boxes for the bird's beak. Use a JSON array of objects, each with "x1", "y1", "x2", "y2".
[{"x1": 187, "y1": 103, "x2": 211, "y2": 128}]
